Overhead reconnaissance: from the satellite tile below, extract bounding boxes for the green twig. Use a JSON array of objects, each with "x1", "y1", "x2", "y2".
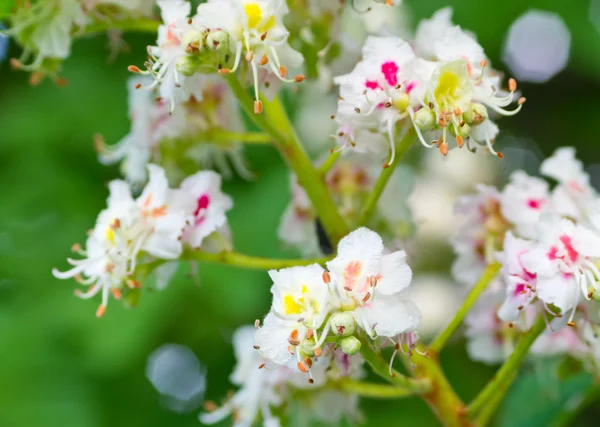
[
  {"x1": 467, "y1": 316, "x2": 547, "y2": 417},
  {"x1": 318, "y1": 150, "x2": 342, "y2": 177},
  {"x1": 473, "y1": 371, "x2": 515, "y2": 426},
  {"x1": 356, "y1": 129, "x2": 415, "y2": 227},
  {"x1": 359, "y1": 335, "x2": 432, "y2": 393},
  {"x1": 332, "y1": 378, "x2": 420, "y2": 399},
  {"x1": 136, "y1": 250, "x2": 332, "y2": 279},
  {"x1": 429, "y1": 263, "x2": 501, "y2": 354},
  {"x1": 225, "y1": 75, "x2": 350, "y2": 245}
]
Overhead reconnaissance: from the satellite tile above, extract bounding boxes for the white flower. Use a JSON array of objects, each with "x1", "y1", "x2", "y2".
[
  {"x1": 140, "y1": 0, "x2": 203, "y2": 110},
  {"x1": 333, "y1": 36, "x2": 419, "y2": 164},
  {"x1": 52, "y1": 165, "x2": 194, "y2": 316},
  {"x1": 540, "y1": 147, "x2": 596, "y2": 220},
  {"x1": 326, "y1": 228, "x2": 420, "y2": 338},
  {"x1": 179, "y1": 170, "x2": 233, "y2": 248},
  {"x1": 256, "y1": 264, "x2": 333, "y2": 371},
  {"x1": 500, "y1": 170, "x2": 550, "y2": 238},
  {"x1": 496, "y1": 232, "x2": 538, "y2": 323},
  {"x1": 200, "y1": 326, "x2": 283, "y2": 427},
  {"x1": 8, "y1": 0, "x2": 86, "y2": 72},
  {"x1": 521, "y1": 217, "x2": 600, "y2": 318},
  {"x1": 196, "y1": 0, "x2": 304, "y2": 112}
]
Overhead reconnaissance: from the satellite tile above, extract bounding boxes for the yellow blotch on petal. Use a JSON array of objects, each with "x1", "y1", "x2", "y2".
[
  {"x1": 434, "y1": 71, "x2": 460, "y2": 105},
  {"x1": 244, "y1": 3, "x2": 275, "y2": 31},
  {"x1": 283, "y1": 285, "x2": 309, "y2": 315},
  {"x1": 105, "y1": 227, "x2": 115, "y2": 244}
]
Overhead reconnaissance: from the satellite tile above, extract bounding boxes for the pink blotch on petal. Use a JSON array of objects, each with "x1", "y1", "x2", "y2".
[
  {"x1": 194, "y1": 194, "x2": 210, "y2": 225},
  {"x1": 381, "y1": 61, "x2": 399, "y2": 87},
  {"x1": 527, "y1": 198, "x2": 544, "y2": 210},
  {"x1": 365, "y1": 80, "x2": 381, "y2": 90}
]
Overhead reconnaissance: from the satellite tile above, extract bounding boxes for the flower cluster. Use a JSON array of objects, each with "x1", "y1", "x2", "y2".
[
  {"x1": 200, "y1": 325, "x2": 363, "y2": 426},
  {"x1": 333, "y1": 8, "x2": 524, "y2": 166},
  {"x1": 454, "y1": 147, "x2": 600, "y2": 373},
  {"x1": 130, "y1": 0, "x2": 305, "y2": 113},
  {"x1": 97, "y1": 75, "x2": 252, "y2": 186},
  {"x1": 256, "y1": 227, "x2": 421, "y2": 378},
  {"x1": 52, "y1": 164, "x2": 233, "y2": 316}
]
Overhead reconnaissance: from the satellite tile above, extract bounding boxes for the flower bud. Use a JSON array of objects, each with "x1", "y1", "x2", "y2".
[
  {"x1": 413, "y1": 108, "x2": 436, "y2": 132},
  {"x1": 330, "y1": 312, "x2": 356, "y2": 337},
  {"x1": 123, "y1": 287, "x2": 141, "y2": 308},
  {"x1": 176, "y1": 55, "x2": 201, "y2": 77},
  {"x1": 449, "y1": 122, "x2": 470, "y2": 139},
  {"x1": 463, "y1": 103, "x2": 488, "y2": 126},
  {"x1": 206, "y1": 30, "x2": 229, "y2": 52},
  {"x1": 300, "y1": 337, "x2": 316, "y2": 357},
  {"x1": 340, "y1": 336, "x2": 361, "y2": 355},
  {"x1": 182, "y1": 30, "x2": 205, "y2": 55},
  {"x1": 392, "y1": 92, "x2": 410, "y2": 112},
  {"x1": 590, "y1": 286, "x2": 600, "y2": 302}
]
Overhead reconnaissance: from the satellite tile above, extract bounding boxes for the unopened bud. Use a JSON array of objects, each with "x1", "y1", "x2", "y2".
[
  {"x1": 300, "y1": 337, "x2": 316, "y2": 357},
  {"x1": 450, "y1": 121, "x2": 470, "y2": 139},
  {"x1": 463, "y1": 103, "x2": 488, "y2": 126},
  {"x1": 340, "y1": 336, "x2": 361, "y2": 355},
  {"x1": 181, "y1": 30, "x2": 205, "y2": 55},
  {"x1": 413, "y1": 108, "x2": 436, "y2": 131},
  {"x1": 330, "y1": 312, "x2": 356, "y2": 337},
  {"x1": 392, "y1": 92, "x2": 410, "y2": 112},
  {"x1": 206, "y1": 30, "x2": 229, "y2": 52},
  {"x1": 176, "y1": 55, "x2": 201, "y2": 77}
]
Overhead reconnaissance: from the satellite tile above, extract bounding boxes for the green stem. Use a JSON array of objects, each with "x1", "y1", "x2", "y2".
[
  {"x1": 136, "y1": 250, "x2": 332, "y2": 278},
  {"x1": 318, "y1": 150, "x2": 341, "y2": 177},
  {"x1": 467, "y1": 316, "x2": 547, "y2": 417},
  {"x1": 359, "y1": 336, "x2": 432, "y2": 393},
  {"x1": 79, "y1": 18, "x2": 160, "y2": 37},
  {"x1": 210, "y1": 129, "x2": 272, "y2": 144},
  {"x1": 429, "y1": 263, "x2": 501, "y2": 354},
  {"x1": 225, "y1": 75, "x2": 350, "y2": 245},
  {"x1": 356, "y1": 129, "x2": 415, "y2": 227},
  {"x1": 332, "y1": 378, "x2": 420, "y2": 399}
]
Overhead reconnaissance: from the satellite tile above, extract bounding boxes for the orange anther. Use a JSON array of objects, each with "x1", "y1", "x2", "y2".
[
  {"x1": 508, "y1": 78, "x2": 517, "y2": 92},
  {"x1": 254, "y1": 100, "x2": 263, "y2": 114},
  {"x1": 96, "y1": 304, "x2": 107, "y2": 318},
  {"x1": 128, "y1": 65, "x2": 142, "y2": 73}
]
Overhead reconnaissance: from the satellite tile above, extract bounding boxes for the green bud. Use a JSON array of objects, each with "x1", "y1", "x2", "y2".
[
  {"x1": 392, "y1": 93, "x2": 410, "y2": 112},
  {"x1": 300, "y1": 337, "x2": 316, "y2": 357},
  {"x1": 206, "y1": 30, "x2": 229, "y2": 52},
  {"x1": 413, "y1": 107, "x2": 436, "y2": 132},
  {"x1": 463, "y1": 103, "x2": 488, "y2": 126},
  {"x1": 330, "y1": 312, "x2": 356, "y2": 337},
  {"x1": 590, "y1": 286, "x2": 600, "y2": 302},
  {"x1": 176, "y1": 55, "x2": 201, "y2": 77},
  {"x1": 449, "y1": 122, "x2": 471, "y2": 138},
  {"x1": 181, "y1": 30, "x2": 206, "y2": 55},
  {"x1": 340, "y1": 336, "x2": 361, "y2": 355}
]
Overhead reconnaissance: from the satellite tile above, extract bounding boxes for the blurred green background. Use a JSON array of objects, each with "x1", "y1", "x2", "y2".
[{"x1": 1, "y1": 0, "x2": 600, "y2": 426}]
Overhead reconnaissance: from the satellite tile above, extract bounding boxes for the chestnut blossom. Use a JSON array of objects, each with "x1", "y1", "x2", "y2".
[
  {"x1": 202, "y1": 326, "x2": 361, "y2": 426},
  {"x1": 196, "y1": 0, "x2": 305, "y2": 113},
  {"x1": 138, "y1": 0, "x2": 202, "y2": 110},
  {"x1": 258, "y1": 228, "x2": 420, "y2": 376},
  {"x1": 52, "y1": 165, "x2": 235, "y2": 316},
  {"x1": 520, "y1": 217, "x2": 600, "y2": 319},
  {"x1": 180, "y1": 171, "x2": 233, "y2": 248},
  {"x1": 499, "y1": 171, "x2": 549, "y2": 239}
]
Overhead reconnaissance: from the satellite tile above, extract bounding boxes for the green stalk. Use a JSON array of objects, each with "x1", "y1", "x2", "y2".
[
  {"x1": 356, "y1": 129, "x2": 415, "y2": 227},
  {"x1": 136, "y1": 250, "x2": 332, "y2": 279},
  {"x1": 225, "y1": 75, "x2": 350, "y2": 245},
  {"x1": 332, "y1": 378, "x2": 421, "y2": 399},
  {"x1": 467, "y1": 317, "x2": 547, "y2": 417},
  {"x1": 358, "y1": 336, "x2": 432, "y2": 393},
  {"x1": 429, "y1": 263, "x2": 501, "y2": 354},
  {"x1": 80, "y1": 18, "x2": 160, "y2": 37}
]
